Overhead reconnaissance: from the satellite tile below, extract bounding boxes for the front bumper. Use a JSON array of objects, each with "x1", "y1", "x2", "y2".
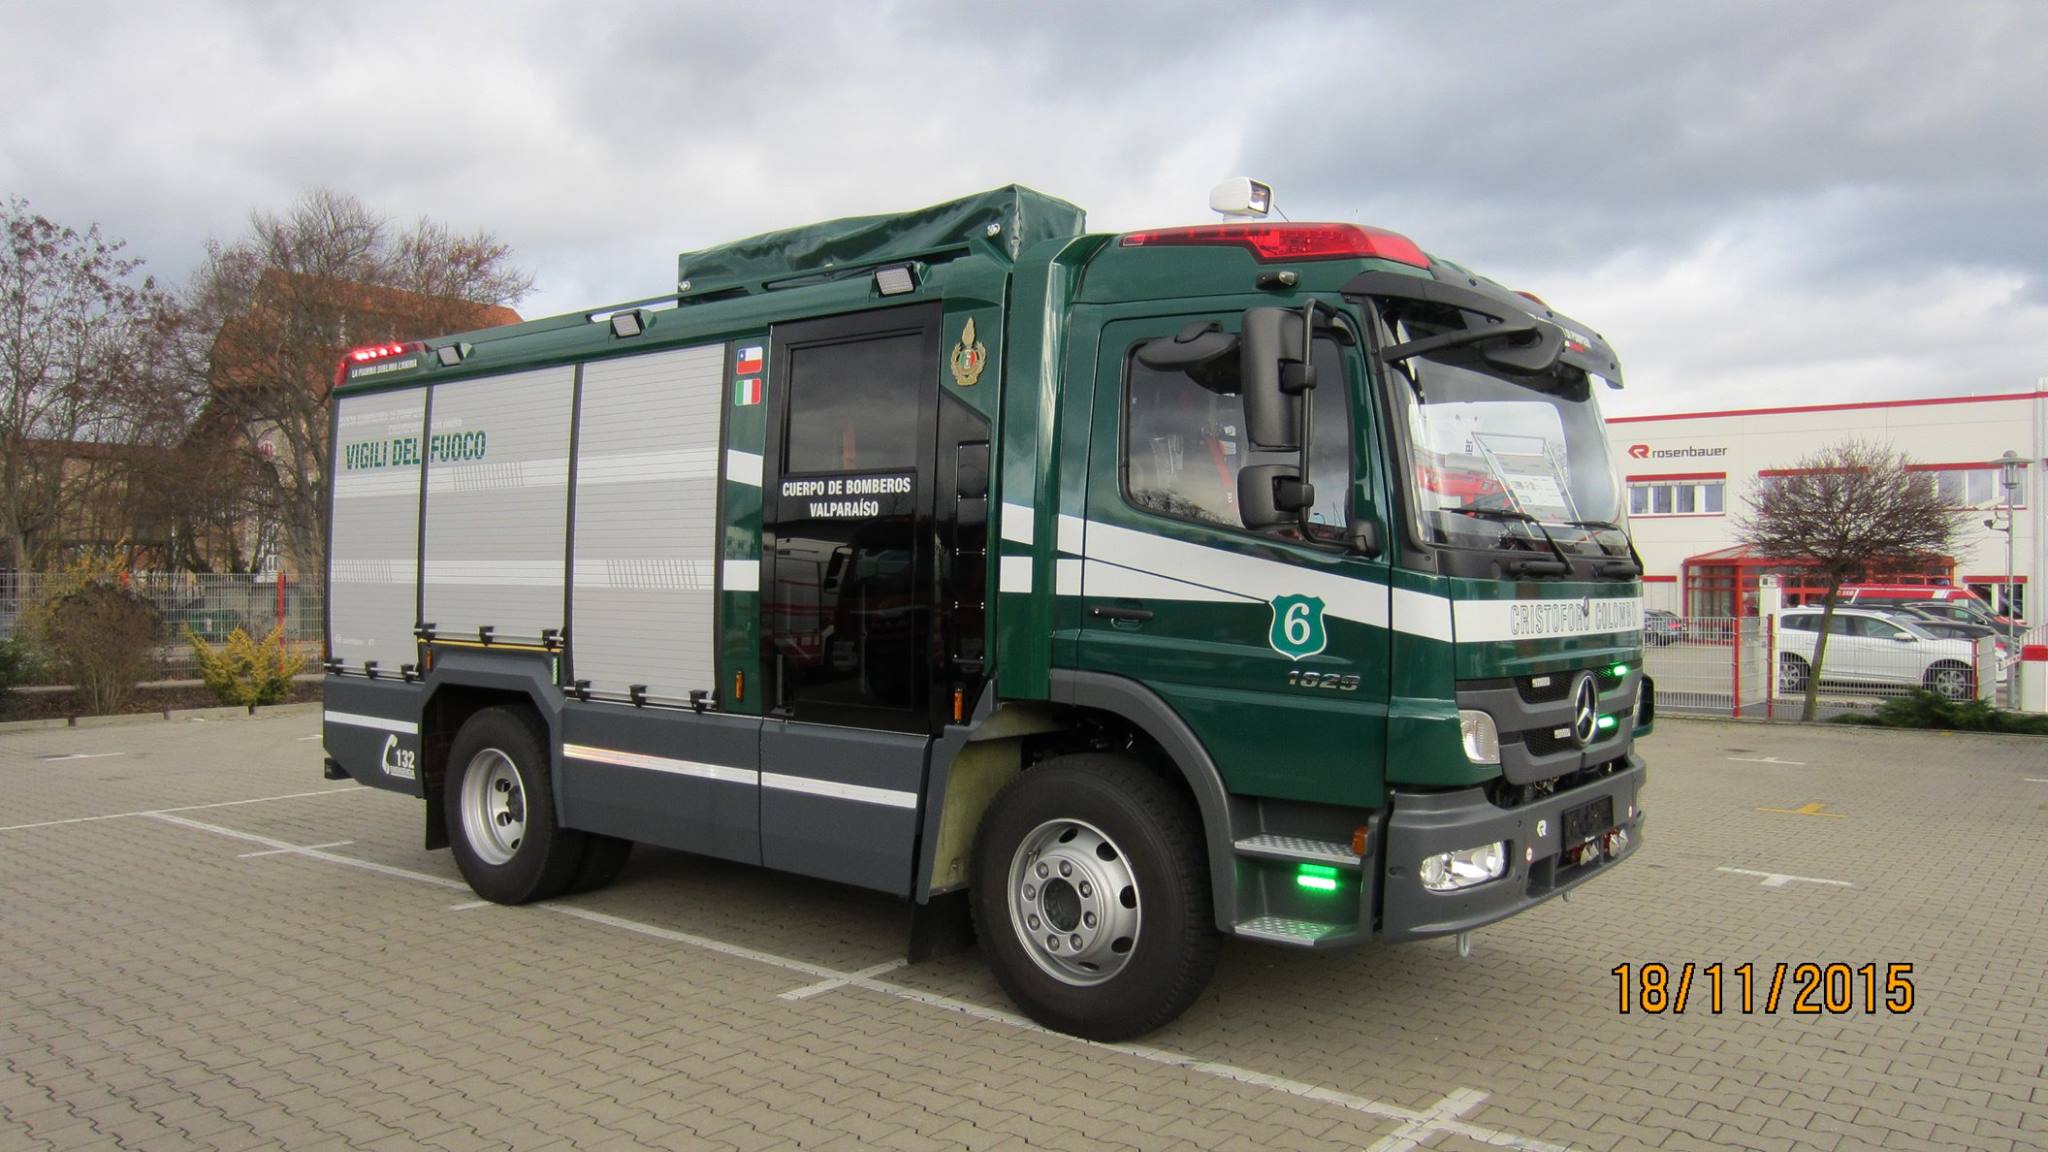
[{"x1": 1380, "y1": 753, "x2": 1644, "y2": 940}]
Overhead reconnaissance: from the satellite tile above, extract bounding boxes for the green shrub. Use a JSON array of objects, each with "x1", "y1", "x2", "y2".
[
  {"x1": 188, "y1": 625, "x2": 306, "y2": 711},
  {"x1": 0, "y1": 633, "x2": 38, "y2": 696},
  {"x1": 45, "y1": 584, "x2": 161, "y2": 715},
  {"x1": 1828, "y1": 689, "x2": 2048, "y2": 735}
]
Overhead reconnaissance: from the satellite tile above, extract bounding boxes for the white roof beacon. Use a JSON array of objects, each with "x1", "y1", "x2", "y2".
[{"x1": 1208, "y1": 177, "x2": 1273, "y2": 219}]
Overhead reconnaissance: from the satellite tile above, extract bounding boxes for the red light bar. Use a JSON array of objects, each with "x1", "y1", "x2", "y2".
[
  {"x1": 346, "y1": 341, "x2": 416, "y2": 363},
  {"x1": 333, "y1": 341, "x2": 424, "y2": 389},
  {"x1": 1119, "y1": 222, "x2": 1429, "y2": 268}
]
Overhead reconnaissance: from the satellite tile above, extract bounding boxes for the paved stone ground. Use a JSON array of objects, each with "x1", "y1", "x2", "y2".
[{"x1": 3, "y1": 710, "x2": 2045, "y2": 1151}]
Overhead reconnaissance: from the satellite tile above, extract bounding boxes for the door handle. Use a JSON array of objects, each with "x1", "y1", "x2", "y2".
[{"x1": 1090, "y1": 605, "x2": 1154, "y2": 622}]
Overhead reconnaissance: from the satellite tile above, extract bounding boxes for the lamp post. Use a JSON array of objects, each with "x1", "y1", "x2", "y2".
[{"x1": 1999, "y1": 451, "x2": 2023, "y2": 684}]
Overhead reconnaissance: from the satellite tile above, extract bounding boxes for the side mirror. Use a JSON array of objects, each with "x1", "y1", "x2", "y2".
[
  {"x1": 1240, "y1": 307, "x2": 1305, "y2": 449},
  {"x1": 1238, "y1": 464, "x2": 1312, "y2": 530},
  {"x1": 1893, "y1": 632, "x2": 1916, "y2": 643}
]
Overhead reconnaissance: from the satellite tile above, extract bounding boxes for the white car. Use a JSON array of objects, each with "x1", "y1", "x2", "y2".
[{"x1": 1776, "y1": 607, "x2": 1987, "y2": 700}]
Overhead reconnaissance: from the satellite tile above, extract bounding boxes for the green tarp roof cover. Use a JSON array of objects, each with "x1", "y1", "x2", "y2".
[{"x1": 677, "y1": 185, "x2": 1086, "y2": 290}]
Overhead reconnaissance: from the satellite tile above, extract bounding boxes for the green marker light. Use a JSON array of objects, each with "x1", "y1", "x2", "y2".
[
  {"x1": 1596, "y1": 714, "x2": 1618, "y2": 731},
  {"x1": 1608, "y1": 663, "x2": 1629, "y2": 677},
  {"x1": 1296, "y1": 863, "x2": 1341, "y2": 893}
]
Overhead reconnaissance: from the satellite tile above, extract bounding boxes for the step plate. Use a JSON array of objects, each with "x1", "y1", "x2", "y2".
[
  {"x1": 1233, "y1": 834, "x2": 1360, "y2": 866},
  {"x1": 1234, "y1": 916, "x2": 1348, "y2": 946}
]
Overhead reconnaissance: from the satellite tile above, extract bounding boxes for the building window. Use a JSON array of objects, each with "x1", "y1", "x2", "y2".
[
  {"x1": 1627, "y1": 477, "x2": 1725, "y2": 517},
  {"x1": 1915, "y1": 465, "x2": 2026, "y2": 509}
]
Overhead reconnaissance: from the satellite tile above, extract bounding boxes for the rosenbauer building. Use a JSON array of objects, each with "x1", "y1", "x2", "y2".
[{"x1": 1605, "y1": 387, "x2": 2046, "y2": 621}]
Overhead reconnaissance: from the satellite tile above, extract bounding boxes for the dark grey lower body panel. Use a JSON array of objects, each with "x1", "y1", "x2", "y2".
[
  {"x1": 557, "y1": 702, "x2": 762, "y2": 865},
  {"x1": 322, "y1": 676, "x2": 429, "y2": 797},
  {"x1": 1379, "y1": 754, "x2": 1645, "y2": 940},
  {"x1": 761, "y1": 721, "x2": 929, "y2": 897}
]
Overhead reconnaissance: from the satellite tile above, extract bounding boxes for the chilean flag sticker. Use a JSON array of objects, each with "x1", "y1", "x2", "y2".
[{"x1": 735, "y1": 345, "x2": 764, "y2": 375}]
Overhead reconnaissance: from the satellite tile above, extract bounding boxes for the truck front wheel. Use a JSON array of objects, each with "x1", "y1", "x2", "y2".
[
  {"x1": 971, "y1": 755, "x2": 1218, "y2": 1040},
  {"x1": 445, "y1": 706, "x2": 587, "y2": 904}
]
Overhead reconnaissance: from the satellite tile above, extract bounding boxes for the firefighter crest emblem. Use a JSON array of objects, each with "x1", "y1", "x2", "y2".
[{"x1": 949, "y1": 316, "x2": 987, "y2": 386}]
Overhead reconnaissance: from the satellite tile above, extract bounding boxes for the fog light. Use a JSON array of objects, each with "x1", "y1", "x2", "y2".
[
  {"x1": 1458, "y1": 710, "x2": 1499, "y2": 764},
  {"x1": 1419, "y1": 841, "x2": 1507, "y2": 892}
]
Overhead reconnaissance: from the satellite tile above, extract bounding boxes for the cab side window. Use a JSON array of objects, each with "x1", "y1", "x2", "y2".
[{"x1": 1122, "y1": 337, "x2": 1351, "y2": 540}]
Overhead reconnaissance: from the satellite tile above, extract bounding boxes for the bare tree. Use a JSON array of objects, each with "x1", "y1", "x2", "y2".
[
  {"x1": 182, "y1": 189, "x2": 532, "y2": 576},
  {"x1": 0, "y1": 198, "x2": 177, "y2": 572},
  {"x1": 1736, "y1": 439, "x2": 1961, "y2": 720}
]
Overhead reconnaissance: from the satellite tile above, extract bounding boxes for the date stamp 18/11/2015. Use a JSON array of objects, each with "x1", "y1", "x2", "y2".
[{"x1": 1613, "y1": 963, "x2": 1916, "y2": 1015}]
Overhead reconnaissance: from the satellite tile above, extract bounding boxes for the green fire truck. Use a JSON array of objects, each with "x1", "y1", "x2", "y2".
[{"x1": 322, "y1": 183, "x2": 1651, "y2": 1040}]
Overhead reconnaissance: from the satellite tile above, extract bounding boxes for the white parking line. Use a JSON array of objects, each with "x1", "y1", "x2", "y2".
[
  {"x1": 1367, "y1": 1086, "x2": 1492, "y2": 1152},
  {"x1": 1716, "y1": 866, "x2": 1853, "y2": 889},
  {"x1": 0, "y1": 787, "x2": 363, "y2": 834},
  {"x1": 238, "y1": 840, "x2": 354, "y2": 858},
  {"x1": 148, "y1": 813, "x2": 467, "y2": 890},
  {"x1": 448, "y1": 900, "x2": 493, "y2": 911},
  {"x1": 779, "y1": 959, "x2": 907, "y2": 1001},
  {"x1": 2026, "y1": 778, "x2": 2048, "y2": 783},
  {"x1": 1725, "y1": 756, "x2": 1806, "y2": 766},
  {"x1": 296, "y1": 735, "x2": 324, "y2": 742},
  {"x1": 35, "y1": 752, "x2": 128, "y2": 762},
  {"x1": 151, "y1": 808, "x2": 1581, "y2": 1152}
]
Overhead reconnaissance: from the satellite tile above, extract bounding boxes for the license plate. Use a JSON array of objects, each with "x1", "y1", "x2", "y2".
[{"x1": 1560, "y1": 796, "x2": 1614, "y2": 845}]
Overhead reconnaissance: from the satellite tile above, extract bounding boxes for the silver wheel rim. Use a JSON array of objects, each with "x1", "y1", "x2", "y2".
[
  {"x1": 1006, "y1": 818, "x2": 1141, "y2": 987},
  {"x1": 1932, "y1": 668, "x2": 1968, "y2": 699},
  {"x1": 460, "y1": 748, "x2": 527, "y2": 866}
]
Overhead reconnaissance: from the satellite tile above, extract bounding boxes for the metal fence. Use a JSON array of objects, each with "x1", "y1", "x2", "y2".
[
  {"x1": 1644, "y1": 613, "x2": 2006, "y2": 720},
  {"x1": 1, "y1": 572, "x2": 324, "y2": 682}
]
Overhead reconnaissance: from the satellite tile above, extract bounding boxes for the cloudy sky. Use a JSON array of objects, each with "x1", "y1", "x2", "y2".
[{"x1": 5, "y1": 0, "x2": 2045, "y2": 416}]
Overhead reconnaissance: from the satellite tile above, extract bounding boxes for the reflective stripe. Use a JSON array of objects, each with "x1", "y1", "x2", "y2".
[
  {"x1": 324, "y1": 710, "x2": 419, "y2": 735},
  {"x1": 999, "y1": 555, "x2": 1033, "y2": 594},
  {"x1": 1000, "y1": 503, "x2": 1034, "y2": 545},
  {"x1": 1055, "y1": 558, "x2": 1082, "y2": 596},
  {"x1": 722, "y1": 559, "x2": 760, "y2": 592},
  {"x1": 1451, "y1": 596, "x2": 1645, "y2": 643},
  {"x1": 1056, "y1": 514, "x2": 1086, "y2": 555},
  {"x1": 760, "y1": 771, "x2": 919, "y2": 810},
  {"x1": 1082, "y1": 520, "x2": 1390, "y2": 629},
  {"x1": 724, "y1": 450, "x2": 763, "y2": 487},
  {"x1": 562, "y1": 743, "x2": 757, "y2": 785},
  {"x1": 1393, "y1": 586, "x2": 1455, "y2": 643},
  {"x1": 1082, "y1": 559, "x2": 1254, "y2": 604}
]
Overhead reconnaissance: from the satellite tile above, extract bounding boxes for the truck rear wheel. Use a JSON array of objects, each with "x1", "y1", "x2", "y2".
[
  {"x1": 970, "y1": 755, "x2": 1217, "y2": 1041},
  {"x1": 445, "y1": 706, "x2": 586, "y2": 904}
]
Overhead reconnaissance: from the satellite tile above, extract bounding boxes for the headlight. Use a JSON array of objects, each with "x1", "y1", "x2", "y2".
[
  {"x1": 1458, "y1": 709, "x2": 1499, "y2": 764},
  {"x1": 1419, "y1": 841, "x2": 1508, "y2": 892}
]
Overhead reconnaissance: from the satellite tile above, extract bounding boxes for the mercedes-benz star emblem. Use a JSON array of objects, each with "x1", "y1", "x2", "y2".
[{"x1": 1569, "y1": 672, "x2": 1600, "y2": 747}]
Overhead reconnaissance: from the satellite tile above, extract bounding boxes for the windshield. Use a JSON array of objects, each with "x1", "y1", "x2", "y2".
[{"x1": 1388, "y1": 347, "x2": 1626, "y2": 554}]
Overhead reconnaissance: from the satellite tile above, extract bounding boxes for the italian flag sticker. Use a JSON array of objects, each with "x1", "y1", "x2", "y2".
[{"x1": 734, "y1": 376, "x2": 762, "y2": 406}]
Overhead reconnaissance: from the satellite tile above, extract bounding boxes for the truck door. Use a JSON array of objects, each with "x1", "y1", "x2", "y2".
[
  {"x1": 759, "y1": 304, "x2": 943, "y2": 894},
  {"x1": 1078, "y1": 312, "x2": 1392, "y2": 809}
]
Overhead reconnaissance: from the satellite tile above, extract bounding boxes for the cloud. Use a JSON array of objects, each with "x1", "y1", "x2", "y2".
[{"x1": 3, "y1": 0, "x2": 2044, "y2": 409}]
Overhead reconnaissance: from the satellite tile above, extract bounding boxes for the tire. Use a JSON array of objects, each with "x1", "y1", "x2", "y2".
[
  {"x1": 1779, "y1": 653, "x2": 1810, "y2": 694},
  {"x1": 970, "y1": 754, "x2": 1218, "y2": 1041},
  {"x1": 567, "y1": 835, "x2": 634, "y2": 894},
  {"x1": 444, "y1": 706, "x2": 587, "y2": 904},
  {"x1": 1924, "y1": 662, "x2": 1974, "y2": 701}
]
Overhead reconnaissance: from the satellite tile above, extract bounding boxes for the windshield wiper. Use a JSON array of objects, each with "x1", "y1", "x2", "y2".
[
  {"x1": 1557, "y1": 518, "x2": 1646, "y2": 577},
  {"x1": 1449, "y1": 507, "x2": 1574, "y2": 575}
]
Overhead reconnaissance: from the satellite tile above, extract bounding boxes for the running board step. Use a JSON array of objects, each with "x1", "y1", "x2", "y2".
[
  {"x1": 1234, "y1": 916, "x2": 1353, "y2": 947},
  {"x1": 1232, "y1": 834, "x2": 1360, "y2": 866}
]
